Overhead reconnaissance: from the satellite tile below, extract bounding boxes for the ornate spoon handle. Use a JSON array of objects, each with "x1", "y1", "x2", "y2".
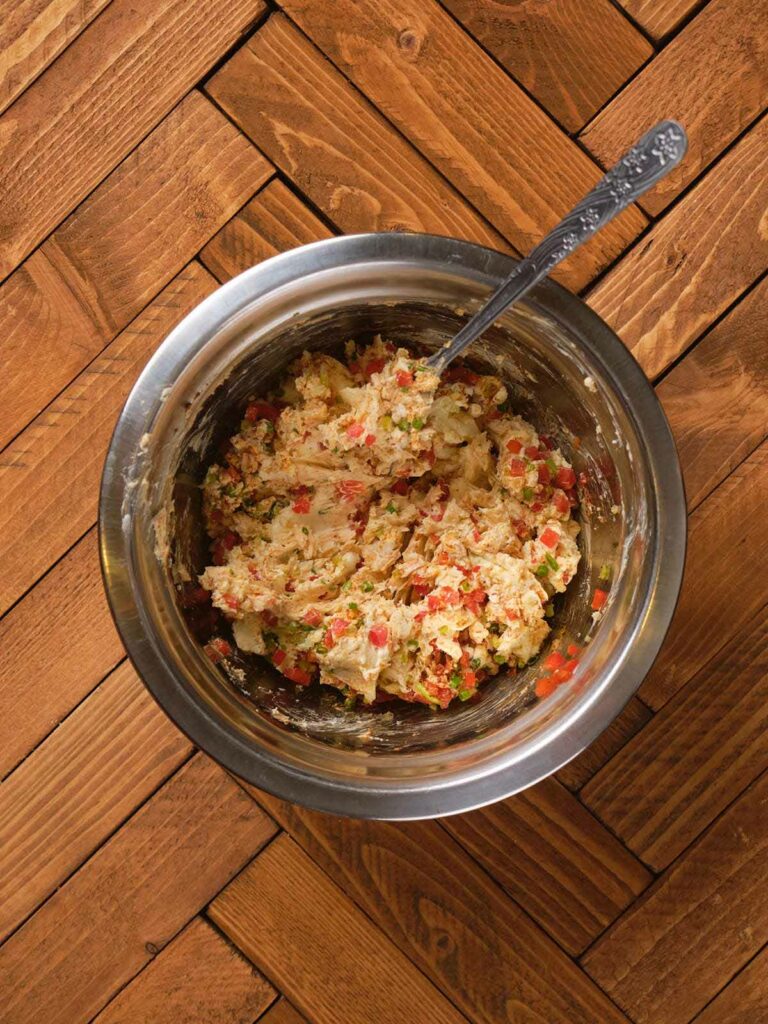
[{"x1": 427, "y1": 120, "x2": 688, "y2": 373}]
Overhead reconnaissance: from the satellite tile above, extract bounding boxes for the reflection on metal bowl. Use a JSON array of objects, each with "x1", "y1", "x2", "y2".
[{"x1": 99, "y1": 233, "x2": 686, "y2": 819}]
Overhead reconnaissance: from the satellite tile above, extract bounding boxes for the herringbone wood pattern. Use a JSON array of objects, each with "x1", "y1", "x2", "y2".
[{"x1": 0, "y1": 1, "x2": 766, "y2": 1021}]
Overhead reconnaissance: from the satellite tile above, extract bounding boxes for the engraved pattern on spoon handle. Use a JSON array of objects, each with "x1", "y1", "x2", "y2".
[{"x1": 428, "y1": 120, "x2": 688, "y2": 373}]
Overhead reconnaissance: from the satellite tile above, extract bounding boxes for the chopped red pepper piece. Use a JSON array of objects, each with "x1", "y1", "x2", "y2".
[
  {"x1": 535, "y1": 675, "x2": 557, "y2": 698},
  {"x1": 540, "y1": 527, "x2": 559, "y2": 549},
  {"x1": 346, "y1": 422, "x2": 365, "y2": 439},
  {"x1": 392, "y1": 479, "x2": 410, "y2": 495},
  {"x1": 262, "y1": 609, "x2": 278, "y2": 627},
  {"x1": 556, "y1": 466, "x2": 577, "y2": 489},
  {"x1": 336, "y1": 479, "x2": 366, "y2": 502},
  {"x1": 537, "y1": 464, "x2": 551, "y2": 485},
  {"x1": 368, "y1": 625, "x2": 389, "y2": 648},
  {"x1": 223, "y1": 594, "x2": 239, "y2": 611},
  {"x1": 553, "y1": 490, "x2": 570, "y2": 515},
  {"x1": 365, "y1": 357, "x2": 387, "y2": 376},
  {"x1": 395, "y1": 369, "x2": 414, "y2": 387},
  {"x1": 364, "y1": 433, "x2": 376, "y2": 447},
  {"x1": 245, "y1": 401, "x2": 280, "y2": 423},
  {"x1": 506, "y1": 438, "x2": 522, "y2": 454},
  {"x1": 592, "y1": 588, "x2": 608, "y2": 611},
  {"x1": 292, "y1": 495, "x2": 311, "y2": 514},
  {"x1": 330, "y1": 618, "x2": 349, "y2": 636},
  {"x1": 303, "y1": 608, "x2": 323, "y2": 627},
  {"x1": 273, "y1": 649, "x2": 286, "y2": 666},
  {"x1": 525, "y1": 446, "x2": 543, "y2": 460},
  {"x1": 544, "y1": 651, "x2": 567, "y2": 671},
  {"x1": 509, "y1": 458, "x2": 526, "y2": 477},
  {"x1": 567, "y1": 643, "x2": 581, "y2": 656},
  {"x1": 284, "y1": 666, "x2": 312, "y2": 685}
]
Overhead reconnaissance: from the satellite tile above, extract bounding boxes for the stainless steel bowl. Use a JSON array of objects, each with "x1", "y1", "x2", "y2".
[{"x1": 100, "y1": 233, "x2": 686, "y2": 819}]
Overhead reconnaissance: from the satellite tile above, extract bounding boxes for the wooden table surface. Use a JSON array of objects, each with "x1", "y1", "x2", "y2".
[{"x1": 1, "y1": 1, "x2": 766, "y2": 1021}]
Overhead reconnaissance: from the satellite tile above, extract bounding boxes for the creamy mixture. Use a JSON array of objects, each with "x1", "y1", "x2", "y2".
[{"x1": 200, "y1": 338, "x2": 580, "y2": 707}]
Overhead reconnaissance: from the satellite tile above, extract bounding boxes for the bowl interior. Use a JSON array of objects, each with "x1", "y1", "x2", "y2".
[{"x1": 145, "y1": 280, "x2": 648, "y2": 765}]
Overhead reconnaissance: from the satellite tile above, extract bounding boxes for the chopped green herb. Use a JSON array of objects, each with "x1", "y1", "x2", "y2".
[
  {"x1": 396, "y1": 419, "x2": 411, "y2": 431},
  {"x1": 386, "y1": 501, "x2": 397, "y2": 513},
  {"x1": 545, "y1": 553, "x2": 559, "y2": 572},
  {"x1": 458, "y1": 689, "x2": 473, "y2": 701},
  {"x1": 439, "y1": 625, "x2": 450, "y2": 636},
  {"x1": 380, "y1": 415, "x2": 393, "y2": 430},
  {"x1": 522, "y1": 487, "x2": 534, "y2": 501},
  {"x1": 407, "y1": 638, "x2": 419, "y2": 650},
  {"x1": 599, "y1": 563, "x2": 612, "y2": 582},
  {"x1": 341, "y1": 580, "x2": 352, "y2": 592},
  {"x1": 412, "y1": 417, "x2": 425, "y2": 430},
  {"x1": 535, "y1": 564, "x2": 549, "y2": 578},
  {"x1": 449, "y1": 672, "x2": 462, "y2": 689},
  {"x1": 460, "y1": 579, "x2": 471, "y2": 592},
  {"x1": 414, "y1": 682, "x2": 441, "y2": 705},
  {"x1": 347, "y1": 602, "x2": 359, "y2": 611},
  {"x1": 343, "y1": 695, "x2": 357, "y2": 710},
  {"x1": 361, "y1": 581, "x2": 375, "y2": 593},
  {"x1": 301, "y1": 526, "x2": 309, "y2": 535},
  {"x1": 546, "y1": 458, "x2": 557, "y2": 476},
  {"x1": 315, "y1": 643, "x2": 328, "y2": 655},
  {"x1": 470, "y1": 656, "x2": 482, "y2": 670},
  {"x1": 493, "y1": 653, "x2": 507, "y2": 665},
  {"x1": 544, "y1": 602, "x2": 555, "y2": 617}
]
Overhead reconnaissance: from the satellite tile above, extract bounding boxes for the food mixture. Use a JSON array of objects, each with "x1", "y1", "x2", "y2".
[{"x1": 199, "y1": 338, "x2": 581, "y2": 708}]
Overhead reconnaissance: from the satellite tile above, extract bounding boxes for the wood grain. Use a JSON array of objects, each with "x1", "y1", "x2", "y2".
[
  {"x1": 583, "y1": 772, "x2": 768, "y2": 1024},
  {"x1": 0, "y1": 0, "x2": 109, "y2": 115},
  {"x1": 275, "y1": 0, "x2": 646, "y2": 291},
  {"x1": 206, "y1": 15, "x2": 512, "y2": 254},
  {"x1": 695, "y1": 948, "x2": 768, "y2": 1024},
  {"x1": 0, "y1": 263, "x2": 217, "y2": 618},
  {"x1": 257, "y1": 1003, "x2": 308, "y2": 1024},
  {"x1": 0, "y1": 755, "x2": 276, "y2": 1024},
  {"x1": 93, "y1": 916, "x2": 276, "y2": 1024},
  {"x1": 0, "y1": 92, "x2": 266, "y2": 451},
  {"x1": 656, "y1": 275, "x2": 768, "y2": 511},
  {"x1": 210, "y1": 833, "x2": 469, "y2": 1024},
  {"x1": 0, "y1": 0, "x2": 267, "y2": 278},
  {"x1": 639, "y1": 440, "x2": 768, "y2": 710},
  {"x1": 588, "y1": 115, "x2": 768, "y2": 380},
  {"x1": 583, "y1": 613, "x2": 768, "y2": 869},
  {"x1": 0, "y1": 662, "x2": 193, "y2": 942},
  {"x1": 581, "y1": 0, "x2": 768, "y2": 215},
  {"x1": 443, "y1": 776, "x2": 651, "y2": 954},
  {"x1": 556, "y1": 696, "x2": 653, "y2": 791},
  {"x1": 617, "y1": 0, "x2": 706, "y2": 40},
  {"x1": 0, "y1": 528, "x2": 122, "y2": 780},
  {"x1": 200, "y1": 179, "x2": 333, "y2": 283},
  {"x1": 440, "y1": 0, "x2": 651, "y2": 132},
  {"x1": 248, "y1": 786, "x2": 632, "y2": 1023}
]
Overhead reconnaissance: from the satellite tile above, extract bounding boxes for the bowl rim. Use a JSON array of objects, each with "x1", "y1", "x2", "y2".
[{"x1": 99, "y1": 231, "x2": 687, "y2": 819}]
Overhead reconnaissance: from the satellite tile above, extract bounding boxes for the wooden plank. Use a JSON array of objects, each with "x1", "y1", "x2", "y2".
[
  {"x1": 0, "y1": 263, "x2": 217, "y2": 618},
  {"x1": 93, "y1": 916, "x2": 276, "y2": 1024},
  {"x1": 695, "y1": 948, "x2": 768, "y2": 1024},
  {"x1": 210, "y1": 833, "x2": 468, "y2": 1024},
  {"x1": 617, "y1": 0, "x2": 706, "y2": 41},
  {"x1": 274, "y1": 1, "x2": 646, "y2": 291},
  {"x1": 443, "y1": 776, "x2": 651, "y2": 954},
  {"x1": 582, "y1": 772, "x2": 768, "y2": 1024},
  {"x1": 439, "y1": 0, "x2": 652, "y2": 132},
  {"x1": 556, "y1": 696, "x2": 652, "y2": 791},
  {"x1": 0, "y1": 662, "x2": 193, "y2": 942},
  {"x1": 0, "y1": 0, "x2": 110, "y2": 115},
  {"x1": 587, "y1": 114, "x2": 768, "y2": 380},
  {"x1": 0, "y1": 0, "x2": 268, "y2": 278},
  {"x1": 639, "y1": 440, "x2": 768, "y2": 710},
  {"x1": 656, "y1": 276, "x2": 768, "y2": 511},
  {"x1": 0, "y1": 755, "x2": 276, "y2": 1024},
  {"x1": 583, "y1": 613, "x2": 768, "y2": 870},
  {"x1": 247, "y1": 787, "x2": 631, "y2": 1023},
  {"x1": 581, "y1": 0, "x2": 768, "y2": 215},
  {"x1": 206, "y1": 16, "x2": 514, "y2": 255},
  {"x1": 258, "y1": 1003, "x2": 308, "y2": 1024},
  {"x1": 0, "y1": 91, "x2": 267, "y2": 452},
  {"x1": 0, "y1": 528, "x2": 122, "y2": 780},
  {"x1": 200, "y1": 179, "x2": 333, "y2": 283}
]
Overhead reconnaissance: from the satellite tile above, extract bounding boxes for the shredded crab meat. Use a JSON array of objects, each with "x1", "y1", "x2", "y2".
[{"x1": 200, "y1": 337, "x2": 580, "y2": 708}]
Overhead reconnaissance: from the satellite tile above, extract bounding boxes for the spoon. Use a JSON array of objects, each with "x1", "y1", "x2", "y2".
[{"x1": 426, "y1": 120, "x2": 688, "y2": 374}]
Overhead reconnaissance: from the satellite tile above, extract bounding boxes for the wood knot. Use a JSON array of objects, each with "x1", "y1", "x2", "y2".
[{"x1": 397, "y1": 28, "x2": 423, "y2": 59}]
